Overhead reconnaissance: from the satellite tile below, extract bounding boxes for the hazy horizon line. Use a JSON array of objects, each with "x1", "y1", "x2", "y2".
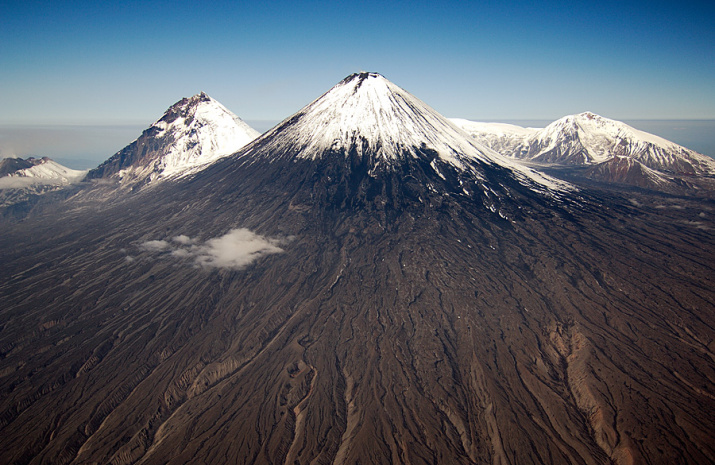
[{"x1": 4, "y1": 116, "x2": 715, "y2": 127}]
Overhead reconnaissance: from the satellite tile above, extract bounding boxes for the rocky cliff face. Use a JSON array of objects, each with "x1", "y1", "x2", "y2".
[{"x1": 0, "y1": 74, "x2": 713, "y2": 465}]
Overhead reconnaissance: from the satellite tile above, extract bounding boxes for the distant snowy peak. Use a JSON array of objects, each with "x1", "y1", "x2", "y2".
[
  {"x1": 453, "y1": 112, "x2": 715, "y2": 175},
  {"x1": 0, "y1": 157, "x2": 87, "y2": 189},
  {"x1": 88, "y1": 92, "x2": 259, "y2": 187},
  {"x1": 244, "y1": 72, "x2": 569, "y2": 192},
  {"x1": 533, "y1": 112, "x2": 715, "y2": 173}
]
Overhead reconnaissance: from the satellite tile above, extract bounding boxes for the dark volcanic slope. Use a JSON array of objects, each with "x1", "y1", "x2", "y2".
[{"x1": 1, "y1": 74, "x2": 714, "y2": 465}]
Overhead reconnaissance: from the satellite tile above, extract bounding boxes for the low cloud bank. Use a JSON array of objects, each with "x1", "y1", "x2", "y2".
[{"x1": 140, "y1": 228, "x2": 285, "y2": 270}]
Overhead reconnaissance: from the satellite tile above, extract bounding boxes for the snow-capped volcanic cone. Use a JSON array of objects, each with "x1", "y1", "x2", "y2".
[
  {"x1": 240, "y1": 72, "x2": 570, "y2": 200},
  {"x1": 253, "y1": 72, "x2": 495, "y2": 167},
  {"x1": 453, "y1": 112, "x2": 715, "y2": 175},
  {"x1": 86, "y1": 92, "x2": 259, "y2": 188}
]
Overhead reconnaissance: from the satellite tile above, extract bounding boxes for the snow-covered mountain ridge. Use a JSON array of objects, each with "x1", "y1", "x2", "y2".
[
  {"x1": 0, "y1": 156, "x2": 87, "y2": 189},
  {"x1": 0, "y1": 156, "x2": 88, "y2": 208},
  {"x1": 87, "y1": 92, "x2": 259, "y2": 187},
  {"x1": 452, "y1": 112, "x2": 715, "y2": 176}
]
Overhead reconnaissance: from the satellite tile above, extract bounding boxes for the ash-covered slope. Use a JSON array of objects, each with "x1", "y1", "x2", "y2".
[
  {"x1": 1, "y1": 73, "x2": 714, "y2": 465},
  {"x1": 86, "y1": 92, "x2": 259, "y2": 189},
  {"x1": 453, "y1": 112, "x2": 715, "y2": 175}
]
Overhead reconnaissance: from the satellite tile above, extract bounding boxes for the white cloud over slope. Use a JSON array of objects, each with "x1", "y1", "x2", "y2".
[{"x1": 140, "y1": 228, "x2": 284, "y2": 270}]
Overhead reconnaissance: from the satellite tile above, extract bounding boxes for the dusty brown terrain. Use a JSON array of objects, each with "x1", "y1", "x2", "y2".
[{"x1": 1, "y1": 144, "x2": 714, "y2": 465}]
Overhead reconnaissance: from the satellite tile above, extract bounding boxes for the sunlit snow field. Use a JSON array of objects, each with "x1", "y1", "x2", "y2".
[{"x1": 2, "y1": 120, "x2": 714, "y2": 170}]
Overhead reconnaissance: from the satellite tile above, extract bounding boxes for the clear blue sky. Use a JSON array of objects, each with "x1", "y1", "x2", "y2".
[{"x1": 1, "y1": 0, "x2": 714, "y2": 125}]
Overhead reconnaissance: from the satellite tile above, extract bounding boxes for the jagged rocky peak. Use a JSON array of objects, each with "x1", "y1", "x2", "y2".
[
  {"x1": 146, "y1": 91, "x2": 261, "y2": 171},
  {"x1": 155, "y1": 91, "x2": 213, "y2": 126},
  {"x1": 87, "y1": 92, "x2": 260, "y2": 186}
]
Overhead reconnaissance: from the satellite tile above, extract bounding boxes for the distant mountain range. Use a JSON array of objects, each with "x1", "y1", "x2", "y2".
[
  {"x1": 2, "y1": 98, "x2": 714, "y2": 209},
  {"x1": 452, "y1": 112, "x2": 715, "y2": 191},
  {"x1": 452, "y1": 112, "x2": 715, "y2": 173}
]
